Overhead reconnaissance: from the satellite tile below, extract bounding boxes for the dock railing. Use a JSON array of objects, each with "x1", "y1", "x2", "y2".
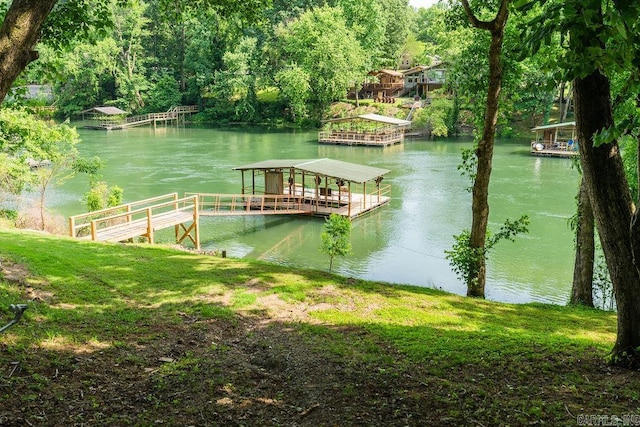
[
  {"x1": 69, "y1": 193, "x2": 200, "y2": 248},
  {"x1": 318, "y1": 129, "x2": 405, "y2": 146},
  {"x1": 69, "y1": 193, "x2": 182, "y2": 238},
  {"x1": 186, "y1": 193, "x2": 310, "y2": 216},
  {"x1": 351, "y1": 182, "x2": 392, "y2": 213}
]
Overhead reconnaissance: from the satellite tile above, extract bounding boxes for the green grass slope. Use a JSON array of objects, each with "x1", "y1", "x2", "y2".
[{"x1": 0, "y1": 229, "x2": 637, "y2": 426}]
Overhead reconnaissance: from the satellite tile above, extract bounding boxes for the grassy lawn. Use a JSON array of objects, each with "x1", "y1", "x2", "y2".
[{"x1": 0, "y1": 228, "x2": 638, "y2": 426}]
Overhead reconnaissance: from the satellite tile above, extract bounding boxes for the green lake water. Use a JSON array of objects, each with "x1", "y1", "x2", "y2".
[{"x1": 50, "y1": 125, "x2": 579, "y2": 305}]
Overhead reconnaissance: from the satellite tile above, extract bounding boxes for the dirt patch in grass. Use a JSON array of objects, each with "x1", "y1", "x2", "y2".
[
  {"x1": 1, "y1": 306, "x2": 639, "y2": 426},
  {"x1": 1, "y1": 258, "x2": 53, "y2": 303}
]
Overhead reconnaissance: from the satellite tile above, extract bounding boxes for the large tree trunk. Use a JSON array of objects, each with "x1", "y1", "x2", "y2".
[
  {"x1": 462, "y1": 0, "x2": 509, "y2": 298},
  {"x1": 570, "y1": 177, "x2": 594, "y2": 307},
  {"x1": 575, "y1": 71, "x2": 640, "y2": 366},
  {"x1": 0, "y1": 0, "x2": 58, "y2": 103}
]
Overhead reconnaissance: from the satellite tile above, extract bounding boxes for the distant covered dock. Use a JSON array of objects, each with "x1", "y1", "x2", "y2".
[
  {"x1": 224, "y1": 158, "x2": 392, "y2": 218},
  {"x1": 79, "y1": 105, "x2": 198, "y2": 130},
  {"x1": 318, "y1": 113, "x2": 411, "y2": 147},
  {"x1": 79, "y1": 106, "x2": 128, "y2": 129},
  {"x1": 530, "y1": 121, "x2": 578, "y2": 158}
]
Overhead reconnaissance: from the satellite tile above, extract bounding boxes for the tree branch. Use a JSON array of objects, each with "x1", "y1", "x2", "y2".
[
  {"x1": 461, "y1": 0, "x2": 510, "y2": 33},
  {"x1": 0, "y1": 0, "x2": 58, "y2": 103}
]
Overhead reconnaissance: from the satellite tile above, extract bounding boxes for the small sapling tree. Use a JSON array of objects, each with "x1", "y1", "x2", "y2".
[
  {"x1": 73, "y1": 156, "x2": 123, "y2": 211},
  {"x1": 320, "y1": 214, "x2": 352, "y2": 272}
]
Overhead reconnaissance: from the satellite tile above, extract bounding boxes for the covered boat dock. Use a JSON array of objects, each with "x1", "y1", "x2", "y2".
[
  {"x1": 530, "y1": 121, "x2": 578, "y2": 157},
  {"x1": 318, "y1": 114, "x2": 411, "y2": 147},
  {"x1": 225, "y1": 158, "x2": 391, "y2": 219}
]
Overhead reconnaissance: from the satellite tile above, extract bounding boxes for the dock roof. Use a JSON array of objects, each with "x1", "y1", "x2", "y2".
[
  {"x1": 233, "y1": 158, "x2": 390, "y2": 184},
  {"x1": 370, "y1": 69, "x2": 404, "y2": 78},
  {"x1": 531, "y1": 121, "x2": 576, "y2": 131},
  {"x1": 358, "y1": 113, "x2": 411, "y2": 126},
  {"x1": 324, "y1": 113, "x2": 411, "y2": 128},
  {"x1": 79, "y1": 106, "x2": 128, "y2": 115}
]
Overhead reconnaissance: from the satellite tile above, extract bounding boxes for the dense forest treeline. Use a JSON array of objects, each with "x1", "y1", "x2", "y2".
[{"x1": 7, "y1": 0, "x2": 563, "y2": 131}]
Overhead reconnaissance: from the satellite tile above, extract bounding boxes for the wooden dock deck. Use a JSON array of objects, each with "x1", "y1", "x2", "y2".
[
  {"x1": 319, "y1": 114, "x2": 411, "y2": 146},
  {"x1": 530, "y1": 148, "x2": 578, "y2": 158},
  {"x1": 318, "y1": 129, "x2": 405, "y2": 146},
  {"x1": 69, "y1": 193, "x2": 200, "y2": 249}
]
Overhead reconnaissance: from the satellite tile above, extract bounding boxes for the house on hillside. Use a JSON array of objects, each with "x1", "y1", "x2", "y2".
[
  {"x1": 403, "y1": 61, "x2": 448, "y2": 97},
  {"x1": 399, "y1": 53, "x2": 412, "y2": 70},
  {"x1": 353, "y1": 69, "x2": 405, "y2": 100}
]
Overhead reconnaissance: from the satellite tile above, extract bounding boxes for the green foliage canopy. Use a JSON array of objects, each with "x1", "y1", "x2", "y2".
[{"x1": 274, "y1": 6, "x2": 367, "y2": 121}]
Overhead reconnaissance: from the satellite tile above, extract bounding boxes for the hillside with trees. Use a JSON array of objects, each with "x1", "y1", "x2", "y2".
[{"x1": 7, "y1": 0, "x2": 563, "y2": 132}]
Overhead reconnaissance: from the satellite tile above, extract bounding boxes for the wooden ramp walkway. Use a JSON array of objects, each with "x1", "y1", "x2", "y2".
[{"x1": 69, "y1": 193, "x2": 200, "y2": 249}]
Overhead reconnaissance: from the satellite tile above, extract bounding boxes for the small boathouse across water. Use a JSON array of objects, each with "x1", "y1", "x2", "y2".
[{"x1": 318, "y1": 114, "x2": 411, "y2": 146}]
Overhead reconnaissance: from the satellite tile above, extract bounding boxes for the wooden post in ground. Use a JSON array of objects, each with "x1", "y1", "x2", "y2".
[{"x1": 146, "y1": 208, "x2": 154, "y2": 244}]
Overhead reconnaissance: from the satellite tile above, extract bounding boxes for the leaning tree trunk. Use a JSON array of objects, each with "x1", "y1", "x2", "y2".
[
  {"x1": 570, "y1": 177, "x2": 594, "y2": 307},
  {"x1": 0, "y1": 0, "x2": 58, "y2": 103},
  {"x1": 575, "y1": 70, "x2": 640, "y2": 366},
  {"x1": 462, "y1": 0, "x2": 509, "y2": 298}
]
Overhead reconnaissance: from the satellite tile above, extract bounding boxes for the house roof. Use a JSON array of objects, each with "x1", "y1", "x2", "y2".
[
  {"x1": 402, "y1": 61, "x2": 446, "y2": 76},
  {"x1": 531, "y1": 121, "x2": 576, "y2": 131},
  {"x1": 233, "y1": 158, "x2": 390, "y2": 184},
  {"x1": 79, "y1": 106, "x2": 128, "y2": 115},
  {"x1": 375, "y1": 69, "x2": 404, "y2": 78},
  {"x1": 402, "y1": 65, "x2": 429, "y2": 75}
]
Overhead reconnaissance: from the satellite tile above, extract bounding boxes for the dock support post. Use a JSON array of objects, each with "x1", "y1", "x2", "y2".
[
  {"x1": 363, "y1": 183, "x2": 367, "y2": 210},
  {"x1": 193, "y1": 198, "x2": 200, "y2": 250},
  {"x1": 348, "y1": 183, "x2": 352, "y2": 217}
]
